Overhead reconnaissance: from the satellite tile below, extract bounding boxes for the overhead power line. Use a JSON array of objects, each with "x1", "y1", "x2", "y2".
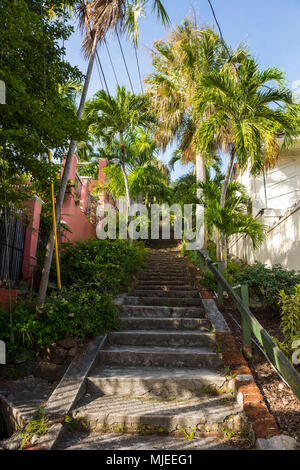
[
  {"x1": 207, "y1": 0, "x2": 231, "y2": 58},
  {"x1": 207, "y1": 0, "x2": 242, "y2": 84},
  {"x1": 134, "y1": 45, "x2": 144, "y2": 94},
  {"x1": 95, "y1": 52, "x2": 104, "y2": 90},
  {"x1": 95, "y1": 47, "x2": 110, "y2": 96},
  {"x1": 116, "y1": 31, "x2": 134, "y2": 93},
  {"x1": 104, "y1": 38, "x2": 119, "y2": 87}
]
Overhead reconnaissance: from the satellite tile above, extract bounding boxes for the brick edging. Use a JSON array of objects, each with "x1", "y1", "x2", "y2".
[
  {"x1": 216, "y1": 331, "x2": 280, "y2": 440},
  {"x1": 186, "y1": 259, "x2": 280, "y2": 441}
]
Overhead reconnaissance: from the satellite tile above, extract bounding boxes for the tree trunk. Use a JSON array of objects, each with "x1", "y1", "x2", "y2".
[
  {"x1": 216, "y1": 228, "x2": 221, "y2": 261},
  {"x1": 218, "y1": 147, "x2": 235, "y2": 263},
  {"x1": 121, "y1": 162, "x2": 131, "y2": 209},
  {"x1": 223, "y1": 236, "x2": 228, "y2": 269},
  {"x1": 195, "y1": 153, "x2": 206, "y2": 248},
  {"x1": 220, "y1": 147, "x2": 235, "y2": 209},
  {"x1": 37, "y1": 31, "x2": 99, "y2": 307},
  {"x1": 120, "y1": 147, "x2": 132, "y2": 245}
]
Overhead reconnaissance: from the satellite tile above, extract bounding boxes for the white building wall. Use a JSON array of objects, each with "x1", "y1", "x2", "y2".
[
  {"x1": 229, "y1": 206, "x2": 300, "y2": 271},
  {"x1": 229, "y1": 140, "x2": 300, "y2": 271}
]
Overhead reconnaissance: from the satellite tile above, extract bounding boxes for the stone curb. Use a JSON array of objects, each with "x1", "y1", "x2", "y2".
[
  {"x1": 31, "y1": 293, "x2": 130, "y2": 450},
  {"x1": 186, "y1": 261, "x2": 300, "y2": 449},
  {"x1": 256, "y1": 435, "x2": 300, "y2": 450},
  {"x1": 30, "y1": 334, "x2": 108, "y2": 450},
  {"x1": 0, "y1": 393, "x2": 27, "y2": 435}
]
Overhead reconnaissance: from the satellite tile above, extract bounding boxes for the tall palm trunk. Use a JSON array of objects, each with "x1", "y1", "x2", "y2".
[
  {"x1": 220, "y1": 147, "x2": 235, "y2": 209},
  {"x1": 120, "y1": 146, "x2": 132, "y2": 245},
  {"x1": 215, "y1": 227, "x2": 221, "y2": 261},
  {"x1": 37, "y1": 31, "x2": 99, "y2": 307},
  {"x1": 121, "y1": 161, "x2": 131, "y2": 209},
  {"x1": 195, "y1": 153, "x2": 207, "y2": 248},
  {"x1": 218, "y1": 146, "x2": 235, "y2": 262}
]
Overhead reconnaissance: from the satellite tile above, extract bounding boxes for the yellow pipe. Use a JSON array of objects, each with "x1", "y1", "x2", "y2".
[{"x1": 49, "y1": 151, "x2": 62, "y2": 290}]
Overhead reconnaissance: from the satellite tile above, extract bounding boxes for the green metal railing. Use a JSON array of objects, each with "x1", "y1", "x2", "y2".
[{"x1": 199, "y1": 250, "x2": 300, "y2": 401}]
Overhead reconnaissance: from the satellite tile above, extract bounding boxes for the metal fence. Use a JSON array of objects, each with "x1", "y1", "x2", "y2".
[
  {"x1": 198, "y1": 249, "x2": 300, "y2": 400},
  {"x1": 0, "y1": 206, "x2": 27, "y2": 282}
]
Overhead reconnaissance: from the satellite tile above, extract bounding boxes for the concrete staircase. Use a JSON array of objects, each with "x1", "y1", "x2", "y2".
[{"x1": 60, "y1": 248, "x2": 244, "y2": 449}]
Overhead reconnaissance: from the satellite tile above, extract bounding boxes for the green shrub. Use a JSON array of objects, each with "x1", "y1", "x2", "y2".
[
  {"x1": 52, "y1": 239, "x2": 146, "y2": 293},
  {"x1": 0, "y1": 290, "x2": 119, "y2": 361},
  {"x1": 276, "y1": 285, "x2": 300, "y2": 360},
  {"x1": 0, "y1": 239, "x2": 146, "y2": 362},
  {"x1": 233, "y1": 262, "x2": 300, "y2": 307}
]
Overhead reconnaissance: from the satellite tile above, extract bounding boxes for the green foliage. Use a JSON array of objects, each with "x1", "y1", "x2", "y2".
[
  {"x1": 233, "y1": 262, "x2": 300, "y2": 307},
  {"x1": 182, "y1": 427, "x2": 197, "y2": 439},
  {"x1": 53, "y1": 239, "x2": 146, "y2": 291},
  {"x1": 222, "y1": 428, "x2": 237, "y2": 439},
  {"x1": 0, "y1": 0, "x2": 83, "y2": 207},
  {"x1": 199, "y1": 174, "x2": 266, "y2": 249},
  {"x1": 195, "y1": 55, "x2": 300, "y2": 175},
  {"x1": 171, "y1": 174, "x2": 198, "y2": 207},
  {"x1": 277, "y1": 286, "x2": 300, "y2": 360},
  {"x1": 0, "y1": 239, "x2": 146, "y2": 362},
  {"x1": 18, "y1": 408, "x2": 49, "y2": 450}
]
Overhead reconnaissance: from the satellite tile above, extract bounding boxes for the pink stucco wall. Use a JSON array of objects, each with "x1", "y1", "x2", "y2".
[
  {"x1": 61, "y1": 197, "x2": 96, "y2": 243},
  {"x1": 22, "y1": 197, "x2": 42, "y2": 281},
  {"x1": 21, "y1": 156, "x2": 114, "y2": 281},
  {"x1": 60, "y1": 155, "x2": 96, "y2": 243}
]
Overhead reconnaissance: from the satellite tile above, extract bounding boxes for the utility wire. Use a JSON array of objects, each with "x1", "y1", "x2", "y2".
[
  {"x1": 95, "y1": 49, "x2": 110, "y2": 96},
  {"x1": 116, "y1": 31, "x2": 134, "y2": 93},
  {"x1": 95, "y1": 53, "x2": 105, "y2": 90},
  {"x1": 207, "y1": 0, "x2": 232, "y2": 61},
  {"x1": 207, "y1": 0, "x2": 245, "y2": 91},
  {"x1": 84, "y1": 14, "x2": 110, "y2": 96},
  {"x1": 104, "y1": 38, "x2": 119, "y2": 87},
  {"x1": 134, "y1": 45, "x2": 144, "y2": 94}
]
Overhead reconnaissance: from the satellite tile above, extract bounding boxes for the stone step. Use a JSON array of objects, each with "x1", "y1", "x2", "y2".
[
  {"x1": 119, "y1": 317, "x2": 211, "y2": 331},
  {"x1": 56, "y1": 433, "x2": 239, "y2": 450},
  {"x1": 124, "y1": 297, "x2": 203, "y2": 307},
  {"x1": 138, "y1": 275, "x2": 190, "y2": 281},
  {"x1": 134, "y1": 284, "x2": 194, "y2": 291},
  {"x1": 142, "y1": 268, "x2": 187, "y2": 273},
  {"x1": 130, "y1": 290, "x2": 200, "y2": 298},
  {"x1": 108, "y1": 330, "x2": 216, "y2": 348},
  {"x1": 137, "y1": 278, "x2": 192, "y2": 285},
  {"x1": 99, "y1": 345, "x2": 222, "y2": 369},
  {"x1": 87, "y1": 366, "x2": 230, "y2": 399},
  {"x1": 143, "y1": 265, "x2": 187, "y2": 269},
  {"x1": 138, "y1": 272, "x2": 188, "y2": 278},
  {"x1": 120, "y1": 305, "x2": 205, "y2": 318},
  {"x1": 135, "y1": 280, "x2": 192, "y2": 287},
  {"x1": 71, "y1": 393, "x2": 242, "y2": 434}
]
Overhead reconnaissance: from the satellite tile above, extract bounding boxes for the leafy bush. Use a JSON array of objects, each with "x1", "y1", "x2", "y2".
[
  {"x1": 276, "y1": 285, "x2": 300, "y2": 360},
  {"x1": 0, "y1": 239, "x2": 146, "y2": 362},
  {"x1": 233, "y1": 262, "x2": 300, "y2": 307},
  {"x1": 52, "y1": 239, "x2": 146, "y2": 293}
]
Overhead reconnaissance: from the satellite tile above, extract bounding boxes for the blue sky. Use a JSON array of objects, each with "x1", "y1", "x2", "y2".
[{"x1": 64, "y1": 0, "x2": 300, "y2": 180}]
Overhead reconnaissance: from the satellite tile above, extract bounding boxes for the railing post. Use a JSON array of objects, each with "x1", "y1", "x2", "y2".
[
  {"x1": 200, "y1": 250, "x2": 208, "y2": 272},
  {"x1": 242, "y1": 314, "x2": 252, "y2": 359},
  {"x1": 216, "y1": 261, "x2": 224, "y2": 305},
  {"x1": 240, "y1": 284, "x2": 249, "y2": 309},
  {"x1": 240, "y1": 284, "x2": 252, "y2": 358},
  {"x1": 232, "y1": 284, "x2": 252, "y2": 358}
]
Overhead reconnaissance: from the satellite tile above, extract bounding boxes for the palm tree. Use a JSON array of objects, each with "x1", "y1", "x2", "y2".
[
  {"x1": 198, "y1": 175, "x2": 266, "y2": 267},
  {"x1": 38, "y1": 0, "x2": 169, "y2": 306},
  {"x1": 146, "y1": 19, "x2": 243, "y2": 247},
  {"x1": 99, "y1": 161, "x2": 170, "y2": 206},
  {"x1": 85, "y1": 85, "x2": 155, "y2": 209},
  {"x1": 195, "y1": 56, "x2": 300, "y2": 213}
]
